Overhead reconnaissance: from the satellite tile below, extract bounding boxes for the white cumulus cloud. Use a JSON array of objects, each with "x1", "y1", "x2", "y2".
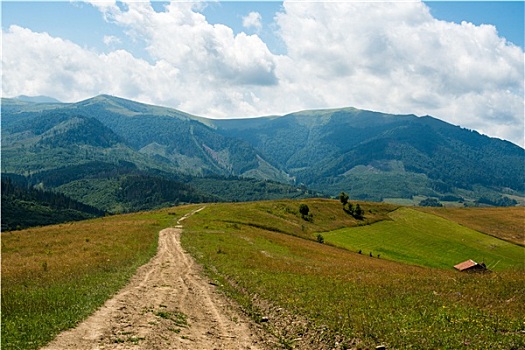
[
  {"x1": 1, "y1": 25, "x2": 175, "y2": 104},
  {"x1": 242, "y1": 11, "x2": 262, "y2": 31},
  {"x1": 103, "y1": 35, "x2": 121, "y2": 46},
  {"x1": 273, "y1": 1, "x2": 524, "y2": 146}
]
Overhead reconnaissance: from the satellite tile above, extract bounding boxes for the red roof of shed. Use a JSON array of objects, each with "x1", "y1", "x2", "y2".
[{"x1": 454, "y1": 259, "x2": 479, "y2": 271}]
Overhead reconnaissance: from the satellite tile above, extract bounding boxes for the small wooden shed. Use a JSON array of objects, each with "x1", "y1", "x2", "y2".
[{"x1": 453, "y1": 259, "x2": 487, "y2": 272}]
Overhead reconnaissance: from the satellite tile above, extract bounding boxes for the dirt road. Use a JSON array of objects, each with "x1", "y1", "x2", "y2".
[{"x1": 41, "y1": 207, "x2": 273, "y2": 350}]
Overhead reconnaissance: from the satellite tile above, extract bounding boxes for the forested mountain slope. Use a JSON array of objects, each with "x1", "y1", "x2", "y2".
[
  {"x1": 1, "y1": 175, "x2": 105, "y2": 230},
  {"x1": 2, "y1": 95, "x2": 523, "y2": 211},
  {"x1": 2, "y1": 95, "x2": 289, "y2": 181},
  {"x1": 212, "y1": 108, "x2": 524, "y2": 201}
]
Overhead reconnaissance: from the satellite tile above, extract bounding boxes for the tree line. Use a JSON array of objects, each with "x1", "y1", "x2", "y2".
[
  {"x1": 1, "y1": 177, "x2": 105, "y2": 216},
  {"x1": 339, "y1": 191, "x2": 365, "y2": 219}
]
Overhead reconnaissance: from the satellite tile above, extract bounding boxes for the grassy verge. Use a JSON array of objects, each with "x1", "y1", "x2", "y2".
[
  {"x1": 181, "y1": 200, "x2": 525, "y2": 349},
  {"x1": 1, "y1": 206, "x2": 196, "y2": 350}
]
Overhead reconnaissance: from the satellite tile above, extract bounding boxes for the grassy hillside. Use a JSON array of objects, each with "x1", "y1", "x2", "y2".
[
  {"x1": 3, "y1": 200, "x2": 524, "y2": 350},
  {"x1": 323, "y1": 207, "x2": 524, "y2": 270},
  {"x1": 417, "y1": 206, "x2": 525, "y2": 246},
  {"x1": 181, "y1": 200, "x2": 524, "y2": 349},
  {"x1": 1, "y1": 208, "x2": 191, "y2": 350}
]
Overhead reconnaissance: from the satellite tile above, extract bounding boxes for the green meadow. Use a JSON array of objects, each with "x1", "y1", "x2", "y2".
[
  {"x1": 181, "y1": 200, "x2": 525, "y2": 349},
  {"x1": 1, "y1": 208, "x2": 194, "y2": 350},
  {"x1": 2, "y1": 199, "x2": 524, "y2": 350},
  {"x1": 323, "y1": 207, "x2": 524, "y2": 270}
]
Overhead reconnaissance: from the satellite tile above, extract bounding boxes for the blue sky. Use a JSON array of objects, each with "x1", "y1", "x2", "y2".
[
  {"x1": 3, "y1": 1, "x2": 523, "y2": 54},
  {"x1": 2, "y1": 1, "x2": 524, "y2": 146},
  {"x1": 426, "y1": 2, "x2": 524, "y2": 49}
]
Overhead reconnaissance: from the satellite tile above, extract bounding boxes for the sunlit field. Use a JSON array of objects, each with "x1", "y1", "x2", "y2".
[
  {"x1": 1, "y1": 207, "x2": 194, "y2": 350},
  {"x1": 181, "y1": 200, "x2": 525, "y2": 349},
  {"x1": 417, "y1": 206, "x2": 525, "y2": 246},
  {"x1": 3, "y1": 199, "x2": 524, "y2": 349},
  {"x1": 324, "y1": 207, "x2": 524, "y2": 270}
]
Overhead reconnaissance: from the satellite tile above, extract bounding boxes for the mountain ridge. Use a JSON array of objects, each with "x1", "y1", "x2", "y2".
[
  {"x1": 2, "y1": 95, "x2": 523, "y2": 209},
  {"x1": 211, "y1": 107, "x2": 523, "y2": 198}
]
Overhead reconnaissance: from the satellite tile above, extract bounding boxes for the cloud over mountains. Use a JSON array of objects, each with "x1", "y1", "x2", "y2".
[{"x1": 2, "y1": 1, "x2": 523, "y2": 146}]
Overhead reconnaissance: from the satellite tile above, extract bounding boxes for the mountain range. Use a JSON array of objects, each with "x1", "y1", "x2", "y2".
[{"x1": 2, "y1": 94, "x2": 523, "y2": 215}]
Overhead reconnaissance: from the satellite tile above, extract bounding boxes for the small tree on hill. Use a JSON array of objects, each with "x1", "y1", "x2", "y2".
[
  {"x1": 299, "y1": 203, "x2": 310, "y2": 219},
  {"x1": 353, "y1": 203, "x2": 364, "y2": 219},
  {"x1": 346, "y1": 202, "x2": 354, "y2": 215},
  {"x1": 339, "y1": 192, "x2": 349, "y2": 206},
  {"x1": 340, "y1": 191, "x2": 355, "y2": 215}
]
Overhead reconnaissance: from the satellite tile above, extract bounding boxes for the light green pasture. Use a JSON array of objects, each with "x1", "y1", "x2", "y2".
[{"x1": 324, "y1": 207, "x2": 524, "y2": 270}]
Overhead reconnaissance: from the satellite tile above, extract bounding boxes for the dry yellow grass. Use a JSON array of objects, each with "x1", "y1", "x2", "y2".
[
  {"x1": 3, "y1": 199, "x2": 524, "y2": 350},
  {"x1": 3, "y1": 215, "x2": 159, "y2": 284},
  {"x1": 1, "y1": 206, "x2": 196, "y2": 350},
  {"x1": 417, "y1": 206, "x2": 525, "y2": 246}
]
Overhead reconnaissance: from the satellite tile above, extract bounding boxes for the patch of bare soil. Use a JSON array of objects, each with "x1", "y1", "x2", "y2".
[{"x1": 41, "y1": 207, "x2": 278, "y2": 350}]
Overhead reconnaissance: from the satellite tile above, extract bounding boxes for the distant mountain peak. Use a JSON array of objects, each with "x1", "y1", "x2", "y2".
[
  {"x1": 90, "y1": 94, "x2": 133, "y2": 103},
  {"x1": 75, "y1": 94, "x2": 213, "y2": 125},
  {"x1": 80, "y1": 94, "x2": 138, "y2": 106}
]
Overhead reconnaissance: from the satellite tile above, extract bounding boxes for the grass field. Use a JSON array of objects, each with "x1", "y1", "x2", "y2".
[
  {"x1": 2, "y1": 199, "x2": 524, "y2": 349},
  {"x1": 323, "y1": 207, "x2": 524, "y2": 270},
  {"x1": 181, "y1": 200, "x2": 525, "y2": 349},
  {"x1": 1, "y1": 207, "x2": 195, "y2": 350},
  {"x1": 417, "y1": 206, "x2": 525, "y2": 246}
]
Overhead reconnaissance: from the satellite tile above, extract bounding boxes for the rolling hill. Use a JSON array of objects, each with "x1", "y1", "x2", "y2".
[
  {"x1": 4, "y1": 199, "x2": 523, "y2": 349},
  {"x1": 323, "y1": 207, "x2": 524, "y2": 270},
  {"x1": 2, "y1": 95, "x2": 523, "y2": 216}
]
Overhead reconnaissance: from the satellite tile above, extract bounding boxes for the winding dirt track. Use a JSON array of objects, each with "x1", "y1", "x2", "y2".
[{"x1": 41, "y1": 207, "x2": 271, "y2": 350}]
